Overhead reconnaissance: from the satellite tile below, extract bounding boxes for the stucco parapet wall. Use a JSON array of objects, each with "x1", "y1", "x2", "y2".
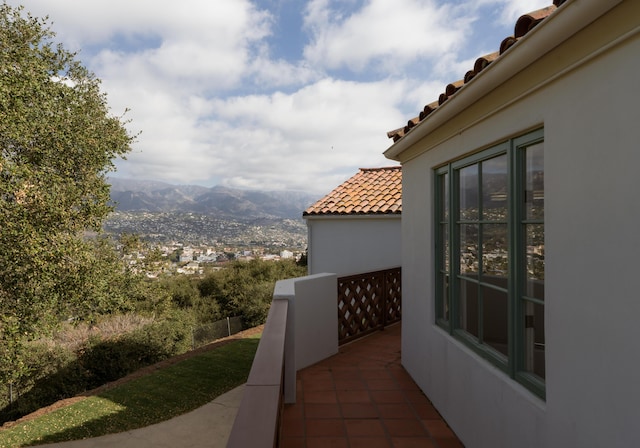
[
  {"x1": 273, "y1": 272, "x2": 336, "y2": 298},
  {"x1": 275, "y1": 273, "x2": 339, "y2": 404},
  {"x1": 227, "y1": 298, "x2": 287, "y2": 448},
  {"x1": 273, "y1": 277, "x2": 296, "y2": 300}
]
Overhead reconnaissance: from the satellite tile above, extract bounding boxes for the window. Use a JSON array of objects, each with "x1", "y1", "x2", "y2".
[{"x1": 435, "y1": 129, "x2": 545, "y2": 398}]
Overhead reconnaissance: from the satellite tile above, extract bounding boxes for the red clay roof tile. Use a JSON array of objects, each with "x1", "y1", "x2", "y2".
[
  {"x1": 303, "y1": 166, "x2": 402, "y2": 216},
  {"x1": 387, "y1": 3, "x2": 563, "y2": 144}
]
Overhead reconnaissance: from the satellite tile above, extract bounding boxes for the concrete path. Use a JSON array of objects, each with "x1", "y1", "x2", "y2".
[{"x1": 34, "y1": 384, "x2": 244, "y2": 448}]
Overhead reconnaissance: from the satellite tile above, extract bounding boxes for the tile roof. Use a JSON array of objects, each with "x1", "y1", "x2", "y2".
[
  {"x1": 387, "y1": 0, "x2": 566, "y2": 143},
  {"x1": 303, "y1": 166, "x2": 402, "y2": 216}
]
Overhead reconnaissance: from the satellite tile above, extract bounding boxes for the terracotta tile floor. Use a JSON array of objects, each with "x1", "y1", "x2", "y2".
[{"x1": 280, "y1": 323, "x2": 464, "y2": 448}]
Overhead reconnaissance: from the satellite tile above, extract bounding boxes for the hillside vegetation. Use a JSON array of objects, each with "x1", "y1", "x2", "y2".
[
  {"x1": 0, "y1": 257, "x2": 305, "y2": 425},
  {"x1": 0, "y1": 3, "x2": 307, "y2": 427},
  {"x1": 0, "y1": 335, "x2": 260, "y2": 446}
]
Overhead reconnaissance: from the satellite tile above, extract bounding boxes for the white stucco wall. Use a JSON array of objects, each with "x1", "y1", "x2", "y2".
[
  {"x1": 397, "y1": 4, "x2": 640, "y2": 448},
  {"x1": 275, "y1": 273, "x2": 338, "y2": 404},
  {"x1": 305, "y1": 216, "x2": 401, "y2": 276}
]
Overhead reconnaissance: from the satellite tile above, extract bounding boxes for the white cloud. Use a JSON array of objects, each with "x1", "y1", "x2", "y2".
[
  {"x1": 248, "y1": 56, "x2": 321, "y2": 89},
  {"x1": 20, "y1": 0, "x2": 270, "y2": 46},
  {"x1": 6, "y1": 0, "x2": 556, "y2": 195},
  {"x1": 303, "y1": 0, "x2": 472, "y2": 73},
  {"x1": 497, "y1": 0, "x2": 554, "y2": 26},
  {"x1": 18, "y1": 0, "x2": 272, "y2": 92},
  {"x1": 471, "y1": 0, "x2": 554, "y2": 27},
  {"x1": 117, "y1": 78, "x2": 407, "y2": 193}
]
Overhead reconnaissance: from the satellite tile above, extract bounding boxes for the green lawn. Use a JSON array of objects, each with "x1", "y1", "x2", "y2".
[{"x1": 0, "y1": 336, "x2": 259, "y2": 447}]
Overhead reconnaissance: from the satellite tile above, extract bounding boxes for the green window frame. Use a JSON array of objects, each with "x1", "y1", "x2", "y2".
[{"x1": 435, "y1": 128, "x2": 545, "y2": 398}]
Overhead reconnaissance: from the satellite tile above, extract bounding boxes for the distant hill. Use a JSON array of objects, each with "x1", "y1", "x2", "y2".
[{"x1": 108, "y1": 178, "x2": 321, "y2": 220}]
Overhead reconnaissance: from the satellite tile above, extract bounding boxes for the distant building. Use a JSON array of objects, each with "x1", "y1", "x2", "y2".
[
  {"x1": 280, "y1": 250, "x2": 294, "y2": 259},
  {"x1": 176, "y1": 261, "x2": 202, "y2": 275},
  {"x1": 303, "y1": 166, "x2": 401, "y2": 277}
]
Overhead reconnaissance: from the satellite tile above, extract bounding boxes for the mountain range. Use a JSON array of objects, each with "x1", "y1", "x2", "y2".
[{"x1": 108, "y1": 178, "x2": 321, "y2": 220}]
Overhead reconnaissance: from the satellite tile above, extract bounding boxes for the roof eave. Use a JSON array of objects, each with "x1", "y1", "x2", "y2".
[
  {"x1": 303, "y1": 212, "x2": 401, "y2": 219},
  {"x1": 383, "y1": 0, "x2": 622, "y2": 162}
]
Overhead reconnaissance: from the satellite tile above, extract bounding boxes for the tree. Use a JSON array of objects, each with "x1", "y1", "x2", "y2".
[
  {"x1": 197, "y1": 259, "x2": 306, "y2": 327},
  {"x1": 0, "y1": 4, "x2": 134, "y2": 386}
]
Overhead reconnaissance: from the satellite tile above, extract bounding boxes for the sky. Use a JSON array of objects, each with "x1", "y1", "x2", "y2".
[{"x1": 10, "y1": 0, "x2": 550, "y2": 194}]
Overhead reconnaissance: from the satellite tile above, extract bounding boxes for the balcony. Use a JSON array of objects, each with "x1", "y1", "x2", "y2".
[{"x1": 227, "y1": 269, "x2": 463, "y2": 447}]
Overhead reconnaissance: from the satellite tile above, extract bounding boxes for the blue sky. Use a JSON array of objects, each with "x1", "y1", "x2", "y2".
[{"x1": 10, "y1": 0, "x2": 550, "y2": 194}]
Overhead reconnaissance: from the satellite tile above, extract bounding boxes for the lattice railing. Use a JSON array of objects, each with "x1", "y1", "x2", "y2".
[
  {"x1": 337, "y1": 267, "x2": 401, "y2": 345},
  {"x1": 384, "y1": 268, "x2": 402, "y2": 324}
]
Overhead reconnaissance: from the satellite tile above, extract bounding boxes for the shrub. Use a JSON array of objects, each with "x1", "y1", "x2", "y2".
[
  {"x1": 197, "y1": 259, "x2": 306, "y2": 326},
  {"x1": 0, "y1": 343, "x2": 86, "y2": 424},
  {"x1": 0, "y1": 310, "x2": 195, "y2": 425},
  {"x1": 160, "y1": 275, "x2": 201, "y2": 309},
  {"x1": 80, "y1": 311, "x2": 193, "y2": 386},
  {"x1": 235, "y1": 282, "x2": 275, "y2": 328},
  {"x1": 50, "y1": 314, "x2": 154, "y2": 352}
]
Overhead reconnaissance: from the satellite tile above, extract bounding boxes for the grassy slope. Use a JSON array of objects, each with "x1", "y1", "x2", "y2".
[{"x1": 0, "y1": 336, "x2": 259, "y2": 447}]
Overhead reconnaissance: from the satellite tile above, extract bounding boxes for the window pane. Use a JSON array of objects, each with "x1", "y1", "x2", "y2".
[
  {"x1": 523, "y1": 300, "x2": 545, "y2": 379},
  {"x1": 459, "y1": 164, "x2": 478, "y2": 220},
  {"x1": 442, "y1": 274, "x2": 450, "y2": 321},
  {"x1": 482, "y1": 154, "x2": 508, "y2": 221},
  {"x1": 526, "y1": 224, "x2": 544, "y2": 300},
  {"x1": 458, "y1": 279, "x2": 478, "y2": 339},
  {"x1": 482, "y1": 223, "x2": 508, "y2": 279},
  {"x1": 439, "y1": 130, "x2": 545, "y2": 397},
  {"x1": 441, "y1": 172, "x2": 449, "y2": 221},
  {"x1": 483, "y1": 287, "x2": 509, "y2": 358},
  {"x1": 522, "y1": 139, "x2": 545, "y2": 382},
  {"x1": 442, "y1": 223, "x2": 450, "y2": 273},
  {"x1": 437, "y1": 172, "x2": 450, "y2": 325},
  {"x1": 460, "y1": 224, "x2": 479, "y2": 275},
  {"x1": 525, "y1": 143, "x2": 544, "y2": 220}
]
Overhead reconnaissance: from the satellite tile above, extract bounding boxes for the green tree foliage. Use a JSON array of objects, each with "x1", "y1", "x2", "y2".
[
  {"x1": 61, "y1": 237, "x2": 136, "y2": 322},
  {"x1": 161, "y1": 275, "x2": 201, "y2": 309},
  {"x1": 0, "y1": 257, "x2": 306, "y2": 421},
  {"x1": 198, "y1": 259, "x2": 306, "y2": 327},
  {"x1": 0, "y1": 4, "x2": 133, "y2": 386}
]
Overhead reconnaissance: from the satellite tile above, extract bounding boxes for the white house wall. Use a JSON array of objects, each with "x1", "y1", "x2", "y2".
[
  {"x1": 306, "y1": 216, "x2": 401, "y2": 276},
  {"x1": 398, "y1": 4, "x2": 640, "y2": 447}
]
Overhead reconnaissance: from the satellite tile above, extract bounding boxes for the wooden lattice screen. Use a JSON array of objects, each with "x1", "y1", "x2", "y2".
[{"x1": 337, "y1": 267, "x2": 401, "y2": 345}]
